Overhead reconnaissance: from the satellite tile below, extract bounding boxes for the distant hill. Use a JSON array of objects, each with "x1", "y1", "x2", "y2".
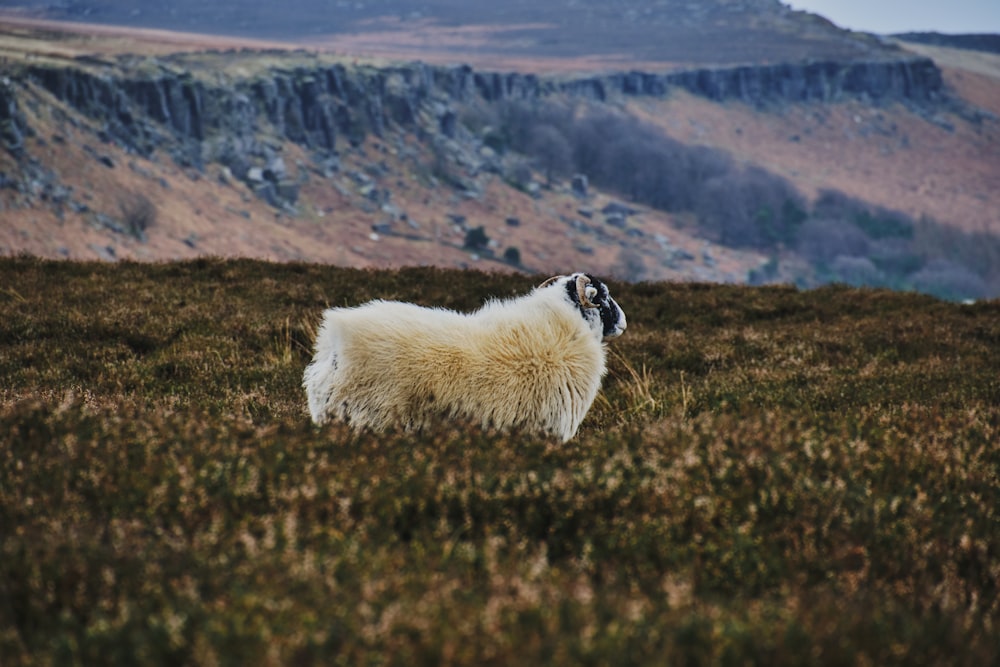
[
  {"x1": 894, "y1": 32, "x2": 1000, "y2": 55},
  {"x1": 5, "y1": 0, "x2": 904, "y2": 66}
]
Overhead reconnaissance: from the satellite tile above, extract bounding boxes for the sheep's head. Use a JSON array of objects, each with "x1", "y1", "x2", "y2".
[{"x1": 539, "y1": 273, "x2": 627, "y2": 340}]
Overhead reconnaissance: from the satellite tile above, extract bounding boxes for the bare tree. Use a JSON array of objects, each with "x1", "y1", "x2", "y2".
[{"x1": 530, "y1": 124, "x2": 572, "y2": 186}]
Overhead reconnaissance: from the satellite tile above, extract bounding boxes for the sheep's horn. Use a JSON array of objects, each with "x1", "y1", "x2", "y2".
[
  {"x1": 538, "y1": 275, "x2": 562, "y2": 289},
  {"x1": 576, "y1": 274, "x2": 599, "y2": 309}
]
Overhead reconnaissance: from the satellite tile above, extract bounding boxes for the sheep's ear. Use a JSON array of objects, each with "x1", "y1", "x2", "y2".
[{"x1": 585, "y1": 285, "x2": 598, "y2": 301}]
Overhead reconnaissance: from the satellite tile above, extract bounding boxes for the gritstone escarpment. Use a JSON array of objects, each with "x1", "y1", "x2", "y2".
[{"x1": 1, "y1": 52, "x2": 945, "y2": 209}]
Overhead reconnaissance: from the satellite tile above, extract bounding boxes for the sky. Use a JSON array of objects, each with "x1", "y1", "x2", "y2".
[{"x1": 785, "y1": 0, "x2": 1000, "y2": 35}]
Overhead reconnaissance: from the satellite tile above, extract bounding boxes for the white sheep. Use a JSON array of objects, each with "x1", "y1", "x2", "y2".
[{"x1": 302, "y1": 272, "x2": 626, "y2": 442}]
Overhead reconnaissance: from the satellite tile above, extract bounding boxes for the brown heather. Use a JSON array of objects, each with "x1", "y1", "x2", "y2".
[{"x1": 1, "y1": 257, "x2": 998, "y2": 666}]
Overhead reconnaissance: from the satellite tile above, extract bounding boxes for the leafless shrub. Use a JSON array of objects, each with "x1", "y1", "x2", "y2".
[
  {"x1": 829, "y1": 256, "x2": 884, "y2": 287},
  {"x1": 503, "y1": 156, "x2": 534, "y2": 191},
  {"x1": 911, "y1": 216, "x2": 1000, "y2": 282},
  {"x1": 118, "y1": 192, "x2": 157, "y2": 242},
  {"x1": 458, "y1": 102, "x2": 499, "y2": 136},
  {"x1": 813, "y1": 189, "x2": 915, "y2": 240},
  {"x1": 908, "y1": 259, "x2": 987, "y2": 301},
  {"x1": 694, "y1": 166, "x2": 806, "y2": 248},
  {"x1": 868, "y1": 237, "x2": 923, "y2": 277},
  {"x1": 530, "y1": 124, "x2": 573, "y2": 185},
  {"x1": 797, "y1": 219, "x2": 871, "y2": 265},
  {"x1": 612, "y1": 248, "x2": 648, "y2": 282},
  {"x1": 463, "y1": 225, "x2": 490, "y2": 251}
]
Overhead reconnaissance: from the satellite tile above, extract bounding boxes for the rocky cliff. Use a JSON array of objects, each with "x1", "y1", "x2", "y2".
[
  {"x1": 470, "y1": 57, "x2": 943, "y2": 105},
  {"x1": 0, "y1": 78, "x2": 31, "y2": 159},
  {"x1": 0, "y1": 51, "x2": 946, "y2": 210}
]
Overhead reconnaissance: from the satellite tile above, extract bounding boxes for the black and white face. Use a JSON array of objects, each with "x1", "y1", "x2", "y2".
[{"x1": 563, "y1": 273, "x2": 627, "y2": 340}]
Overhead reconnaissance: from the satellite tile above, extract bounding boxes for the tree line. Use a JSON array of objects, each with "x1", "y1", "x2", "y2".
[{"x1": 461, "y1": 99, "x2": 999, "y2": 301}]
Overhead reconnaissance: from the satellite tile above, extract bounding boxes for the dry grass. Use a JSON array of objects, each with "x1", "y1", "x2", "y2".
[{"x1": 1, "y1": 258, "x2": 999, "y2": 665}]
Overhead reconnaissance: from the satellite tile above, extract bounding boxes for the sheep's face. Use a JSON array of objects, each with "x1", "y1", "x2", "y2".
[{"x1": 545, "y1": 273, "x2": 627, "y2": 341}]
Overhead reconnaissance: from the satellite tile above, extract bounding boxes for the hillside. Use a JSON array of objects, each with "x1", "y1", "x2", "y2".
[
  {"x1": 0, "y1": 19, "x2": 781, "y2": 283},
  {"x1": 3, "y1": 0, "x2": 907, "y2": 66},
  {"x1": 2, "y1": 258, "x2": 999, "y2": 664},
  {"x1": 1, "y1": 6, "x2": 999, "y2": 299},
  {"x1": 895, "y1": 32, "x2": 1000, "y2": 55}
]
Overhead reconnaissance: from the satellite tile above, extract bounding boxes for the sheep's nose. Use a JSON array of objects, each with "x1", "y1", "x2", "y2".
[{"x1": 605, "y1": 321, "x2": 626, "y2": 339}]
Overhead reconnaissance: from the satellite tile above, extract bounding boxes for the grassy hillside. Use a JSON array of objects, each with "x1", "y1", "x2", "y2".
[
  {"x1": 1, "y1": 257, "x2": 999, "y2": 665},
  {"x1": 2, "y1": 20, "x2": 996, "y2": 297},
  {"x1": 5, "y1": 0, "x2": 894, "y2": 65}
]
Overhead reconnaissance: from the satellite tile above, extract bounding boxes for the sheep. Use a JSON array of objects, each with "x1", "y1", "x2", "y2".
[{"x1": 302, "y1": 272, "x2": 627, "y2": 442}]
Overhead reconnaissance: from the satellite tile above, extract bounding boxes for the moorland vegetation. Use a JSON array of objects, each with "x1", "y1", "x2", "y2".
[{"x1": 1, "y1": 257, "x2": 998, "y2": 665}]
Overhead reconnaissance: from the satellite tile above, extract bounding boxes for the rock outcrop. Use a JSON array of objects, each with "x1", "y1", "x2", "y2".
[
  {"x1": 466, "y1": 57, "x2": 943, "y2": 105},
  {"x1": 0, "y1": 78, "x2": 31, "y2": 157},
  {"x1": 2, "y1": 52, "x2": 946, "y2": 210}
]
